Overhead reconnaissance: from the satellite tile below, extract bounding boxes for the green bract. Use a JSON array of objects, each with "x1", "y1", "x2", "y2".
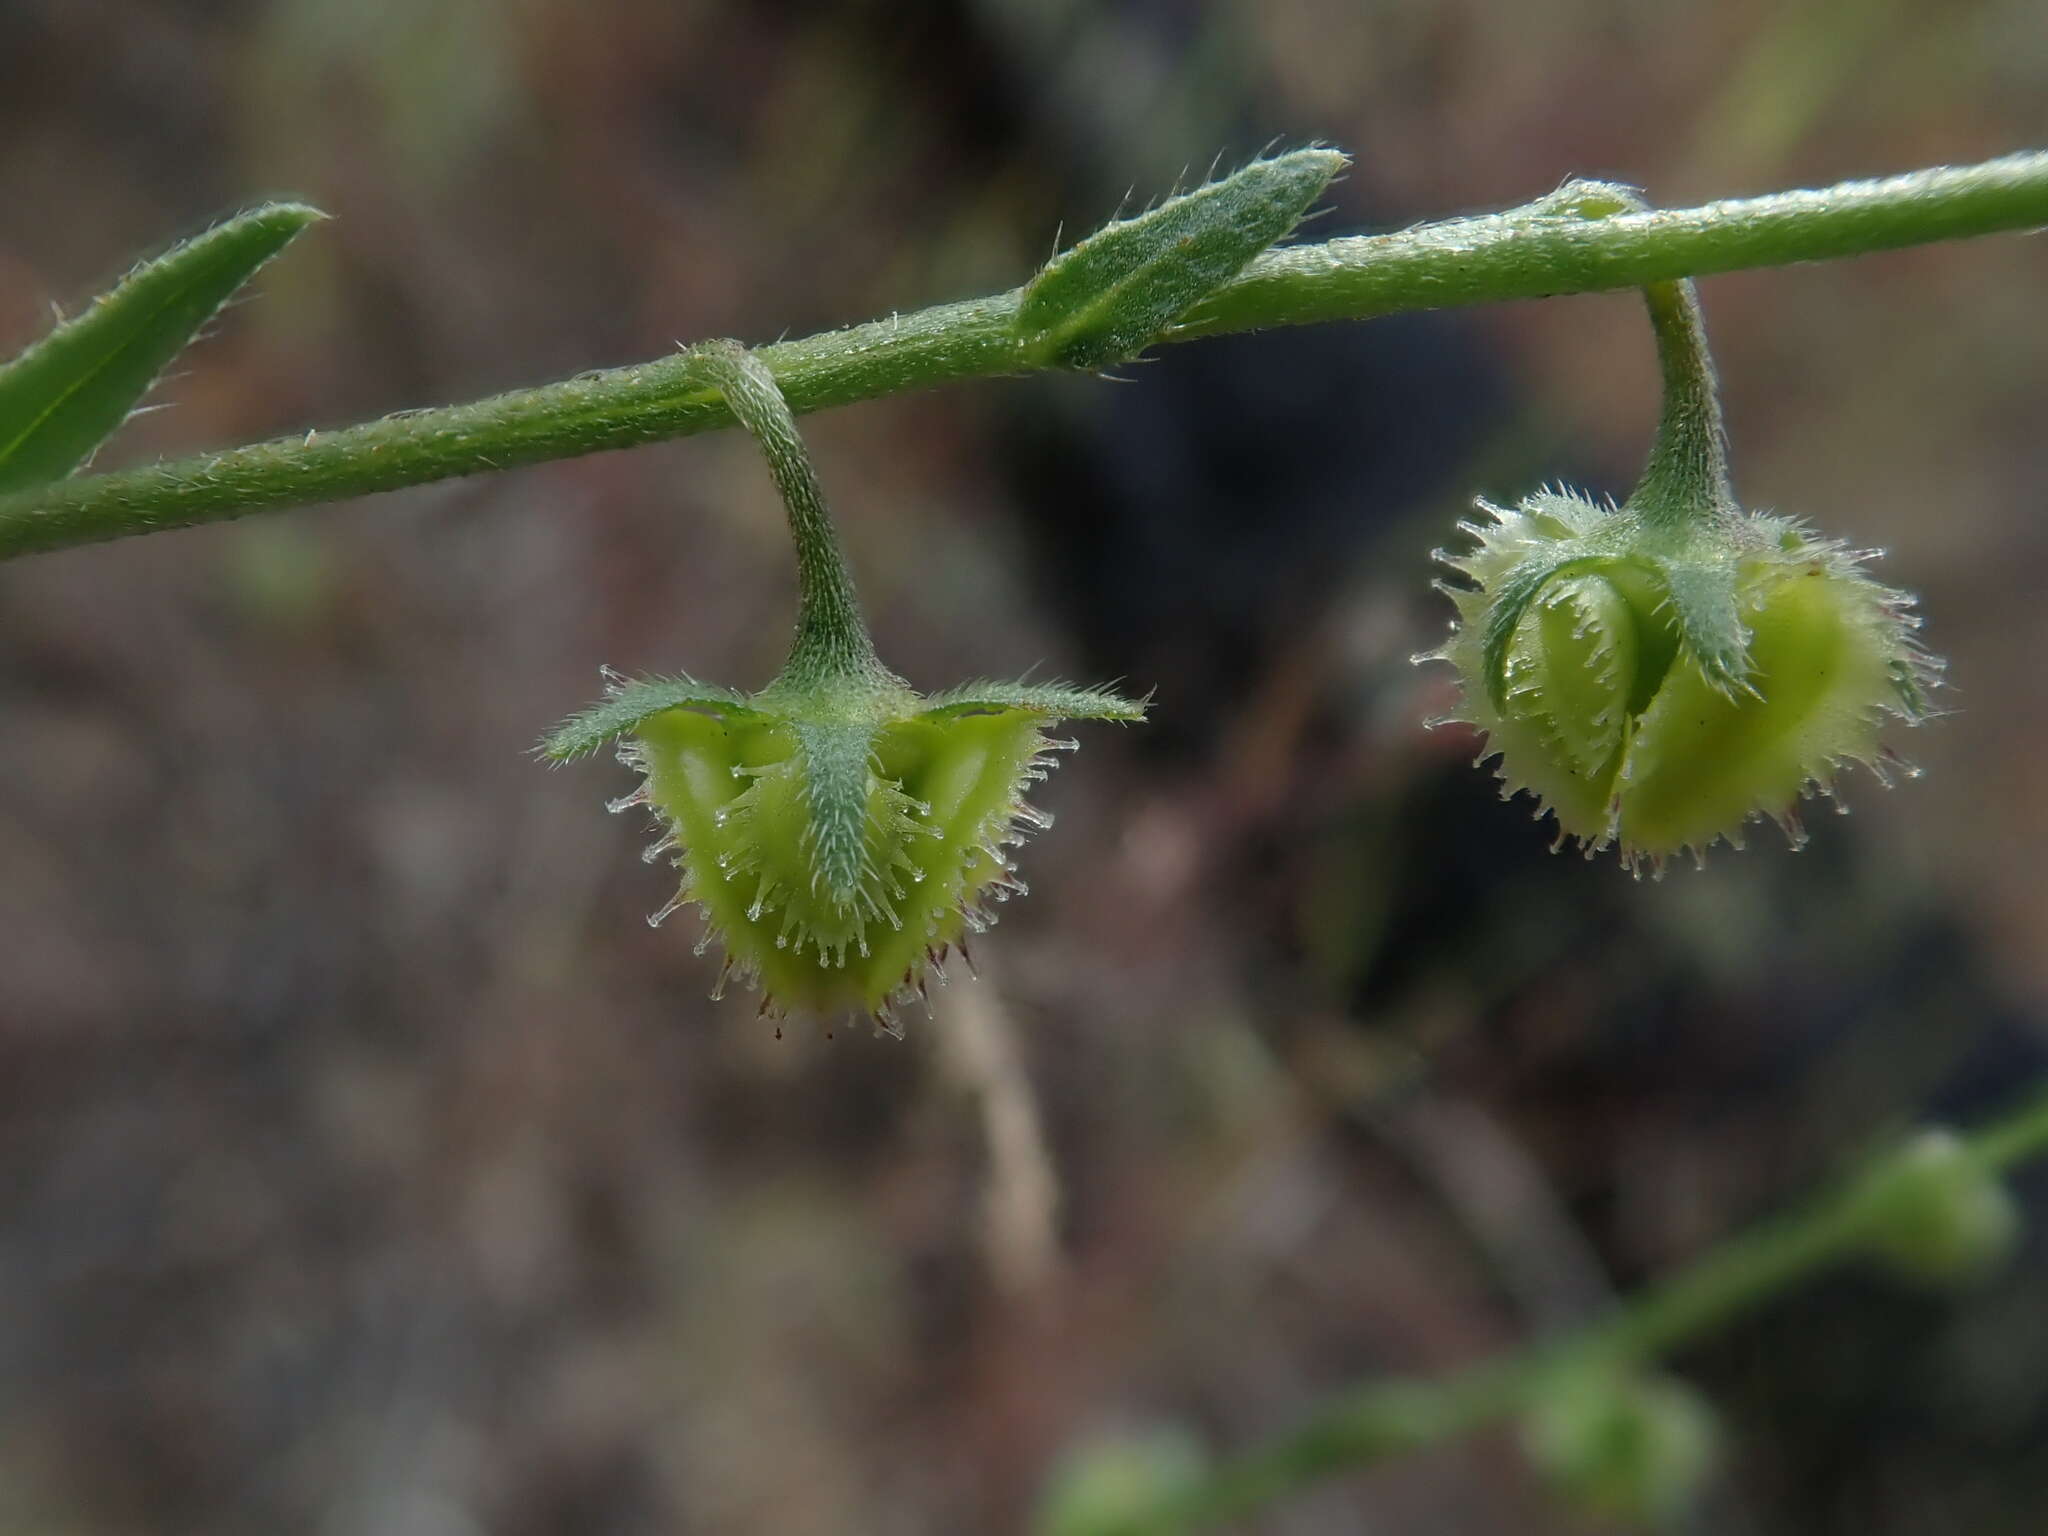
[
  {"x1": 1430, "y1": 489, "x2": 1936, "y2": 871},
  {"x1": 1015, "y1": 147, "x2": 1345, "y2": 368}
]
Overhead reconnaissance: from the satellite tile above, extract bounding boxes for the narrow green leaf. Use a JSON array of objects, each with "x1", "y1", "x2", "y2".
[
  {"x1": 918, "y1": 679, "x2": 1148, "y2": 722},
  {"x1": 1016, "y1": 147, "x2": 1346, "y2": 369},
  {"x1": 0, "y1": 202, "x2": 323, "y2": 495},
  {"x1": 539, "y1": 673, "x2": 756, "y2": 761}
]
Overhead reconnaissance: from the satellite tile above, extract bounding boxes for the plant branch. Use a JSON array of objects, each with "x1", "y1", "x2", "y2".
[
  {"x1": 4, "y1": 150, "x2": 2047, "y2": 562},
  {"x1": 683, "y1": 341, "x2": 885, "y2": 689},
  {"x1": 1089, "y1": 1087, "x2": 2048, "y2": 1533}
]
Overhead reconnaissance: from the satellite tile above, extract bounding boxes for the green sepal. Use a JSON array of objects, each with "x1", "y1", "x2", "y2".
[
  {"x1": 1478, "y1": 550, "x2": 1612, "y2": 712},
  {"x1": 623, "y1": 694, "x2": 1076, "y2": 1029},
  {"x1": 919, "y1": 678, "x2": 1148, "y2": 722},
  {"x1": 1651, "y1": 554, "x2": 1753, "y2": 695},
  {"x1": 539, "y1": 672, "x2": 756, "y2": 760},
  {"x1": 793, "y1": 718, "x2": 883, "y2": 902},
  {"x1": 1516, "y1": 575, "x2": 1638, "y2": 838},
  {"x1": 1614, "y1": 551, "x2": 1906, "y2": 859},
  {"x1": 0, "y1": 202, "x2": 323, "y2": 494},
  {"x1": 1015, "y1": 148, "x2": 1346, "y2": 369}
]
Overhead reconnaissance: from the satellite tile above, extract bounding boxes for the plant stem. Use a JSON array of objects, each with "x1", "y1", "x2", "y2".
[
  {"x1": 683, "y1": 341, "x2": 884, "y2": 691},
  {"x1": 4, "y1": 150, "x2": 2047, "y2": 563},
  {"x1": 1530, "y1": 179, "x2": 1736, "y2": 523},
  {"x1": 1171, "y1": 149, "x2": 2048, "y2": 338},
  {"x1": 1629, "y1": 276, "x2": 1738, "y2": 525},
  {"x1": 1098, "y1": 1088, "x2": 2048, "y2": 1534}
]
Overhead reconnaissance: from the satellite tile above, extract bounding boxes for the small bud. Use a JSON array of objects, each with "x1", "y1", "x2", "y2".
[
  {"x1": 1861, "y1": 1128, "x2": 2021, "y2": 1286},
  {"x1": 1522, "y1": 1369, "x2": 1719, "y2": 1527}
]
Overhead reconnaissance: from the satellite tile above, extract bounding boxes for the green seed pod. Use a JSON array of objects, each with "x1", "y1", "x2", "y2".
[
  {"x1": 1426, "y1": 194, "x2": 1938, "y2": 871},
  {"x1": 1523, "y1": 1369, "x2": 1719, "y2": 1527},
  {"x1": 1430, "y1": 491, "x2": 1935, "y2": 870},
  {"x1": 543, "y1": 343, "x2": 1143, "y2": 1034},
  {"x1": 1861, "y1": 1128, "x2": 2022, "y2": 1286},
  {"x1": 578, "y1": 672, "x2": 1138, "y2": 1034}
]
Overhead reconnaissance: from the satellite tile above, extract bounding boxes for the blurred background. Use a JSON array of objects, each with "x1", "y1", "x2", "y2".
[{"x1": 4, "y1": 2, "x2": 2048, "y2": 1532}]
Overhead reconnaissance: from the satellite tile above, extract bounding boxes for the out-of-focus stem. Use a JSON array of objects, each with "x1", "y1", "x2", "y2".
[{"x1": 1090, "y1": 1087, "x2": 2048, "y2": 1533}]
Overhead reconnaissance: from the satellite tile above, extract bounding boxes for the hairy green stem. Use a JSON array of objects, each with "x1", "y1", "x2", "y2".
[
  {"x1": 1095, "y1": 1088, "x2": 2048, "y2": 1533},
  {"x1": 3, "y1": 151, "x2": 2047, "y2": 562},
  {"x1": 1630, "y1": 276, "x2": 1737, "y2": 524},
  {"x1": 684, "y1": 341, "x2": 883, "y2": 691}
]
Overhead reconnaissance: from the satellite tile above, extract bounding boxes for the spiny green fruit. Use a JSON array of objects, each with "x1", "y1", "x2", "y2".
[
  {"x1": 557, "y1": 671, "x2": 1141, "y2": 1035},
  {"x1": 541, "y1": 340, "x2": 1144, "y2": 1035},
  {"x1": 1423, "y1": 225, "x2": 1938, "y2": 871},
  {"x1": 1427, "y1": 488, "x2": 1936, "y2": 872}
]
